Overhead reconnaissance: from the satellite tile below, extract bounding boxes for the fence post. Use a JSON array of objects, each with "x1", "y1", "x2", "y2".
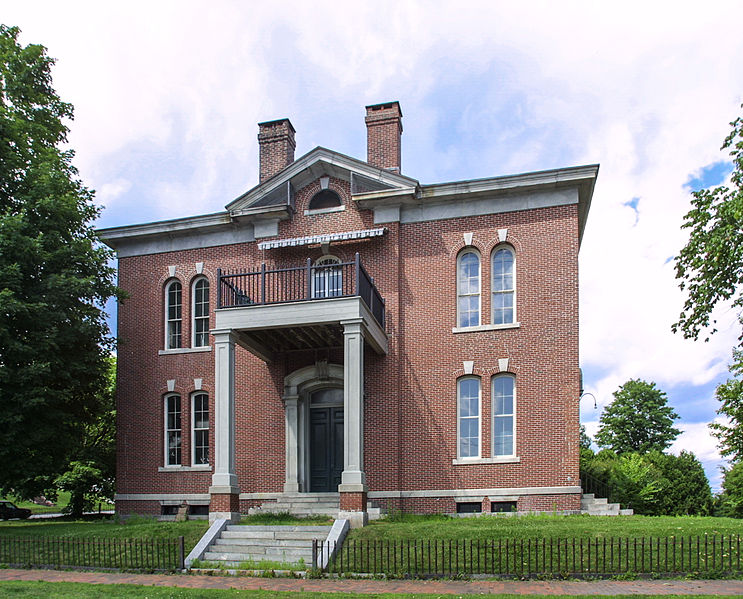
[
  {"x1": 261, "y1": 263, "x2": 266, "y2": 304},
  {"x1": 179, "y1": 536, "x2": 185, "y2": 570},
  {"x1": 217, "y1": 268, "x2": 222, "y2": 308},
  {"x1": 354, "y1": 252, "x2": 361, "y2": 296},
  {"x1": 306, "y1": 258, "x2": 312, "y2": 300}
]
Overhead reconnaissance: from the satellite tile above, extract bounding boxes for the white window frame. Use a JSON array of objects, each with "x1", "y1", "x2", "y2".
[
  {"x1": 164, "y1": 394, "x2": 182, "y2": 467},
  {"x1": 492, "y1": 374, "x2": 516, "y2": 457},
  {"x1": 491, "y1": 245, "x2": 516, "y2": 325},
  {"x1": 312, "y1": 255, "x2": 343, "y2": 299},
  {"x1": 191, "y1": 277, "x2": 210, "y2": 348},
  {"x1": 191, "y1": 392, "x2": 209, "y2": 466},
  {"x1": 165, "y1": 279, "x2": 183, "y2": 349},
  {"x1": 457, "y1": 376, "x2": 481, "y2": 459},
  {"x1": 457, "y1": 250, "x2": 481, "y2": 328}
]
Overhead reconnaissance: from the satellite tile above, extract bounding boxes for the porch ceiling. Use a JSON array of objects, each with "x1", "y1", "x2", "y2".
[{"x1": 243, "y1": 323, "x2": 344, "y2": 353}]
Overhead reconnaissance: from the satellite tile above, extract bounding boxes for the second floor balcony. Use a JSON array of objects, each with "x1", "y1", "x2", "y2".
[{"x1": 214, "y1": 253, "x2": 387, "y2": 361}]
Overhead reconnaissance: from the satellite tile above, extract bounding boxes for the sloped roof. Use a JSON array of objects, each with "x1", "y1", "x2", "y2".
[{"x1": 227, "y1": 146, "x2": 419, "y2": 214}]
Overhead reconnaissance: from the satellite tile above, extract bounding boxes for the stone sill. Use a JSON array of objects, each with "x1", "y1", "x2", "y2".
[
  {"x1": 304, "y1": 205, "x2": 346, "y2": 216},
  {"x1": 158, "y1": 465, "x2": 212, "y2": 472},
  {"x1": 452, "y1": 323, "x2": 520, "y2": 334},
  {"x1": 158, "y1": 347, "x2": 212, "y2": 355},
  {"x1": 452, "y1": 456, "x2": 520, "y2": 465}
]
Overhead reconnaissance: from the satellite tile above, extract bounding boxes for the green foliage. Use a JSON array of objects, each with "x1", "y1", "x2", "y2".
[
  {"x1": 674, "y1": 104, "x2": 743, "y2": 342},
  {"x1": 716, "y1": 461, "x2": 743, "y2": 518},
  {"x1": 0, "y1": 25, "x2": 118, "y2": 500},
  {"x1": 581, "y1": 450, "x2": 712, "y2": 515},
  {"x1": 645, "y1": 450, "x2": 713, "y2": 516},
  {"x1": 595, "y1": 380, "x2": 681, "y2": 454},
  {"x1": 580, "y1": 424, "x2": 592, "y2": 449},
  {"x1": 710, "y1": 349, "x2": 743, "y2": 463},
  {"x1": 607, "y1": 453, "x2": 663, "y2": 514},
  {"x1": 54, "y1": 356, "x2": 116, "y2": 517}
]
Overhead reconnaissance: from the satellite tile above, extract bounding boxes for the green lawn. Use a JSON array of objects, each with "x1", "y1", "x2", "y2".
[
  {"x1": 0, "y1": 583, "x2": 740, "y2": 599},
  {"x1": 350, "y1": 514, "x2": 743, "y2": 542},
  {"x1": 0, "y1": 516, "x2": 208, "y2": 549},
  {"x1": 239, "y1": 512, "x2": 334, "y2": 526},
  {"x1": 3, "y1": 493, "x2": 114, "y2": 515}
]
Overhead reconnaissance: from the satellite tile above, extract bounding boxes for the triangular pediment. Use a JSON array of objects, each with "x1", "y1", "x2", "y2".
[{"x1": 226, "y1": 147, "x2": 419, "y2": 215}]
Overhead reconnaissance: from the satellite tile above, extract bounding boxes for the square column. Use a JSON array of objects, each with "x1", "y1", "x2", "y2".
[
  {"x1": 282, "y1": 394, "x2": 300, "y2": 493},
  {"x1": 339, "y1": 319, "x2": 368, "y2": 527},
  {"x1": 209, "y1": 329, "x2": 240, "y2": 522}
]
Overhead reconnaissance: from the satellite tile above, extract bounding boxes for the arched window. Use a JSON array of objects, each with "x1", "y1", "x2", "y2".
[
  {"x1": 312, "y1": 256, "x2": 343, "y2": 298},
  {"x1": 457, "y1": 251, "x2": 480, "y2": 328},
  {"x1": 457, "y1": 377, "x2": 481, "y2": 459},
  {"x1": 492, "y1": 246, "x2": 515, "y2": 325},
  {"x1": 308, "y1": 189, "x2": 342, "y2": 210},
  {"x1": 192, "y1": 393, "x2": 209, "y2": 465},
  {"x1": 492, "y1": 374, "x2": 515, "y2": 456},
  {"x1": 165, "y1": 280, "x2": 182, "y2": 349},
  {"x1": 192, "y1": 277, "x2": 210, "y2": 347},
  {"x1": 165, "y1": 394, "x2": 182, "y2": 466}
]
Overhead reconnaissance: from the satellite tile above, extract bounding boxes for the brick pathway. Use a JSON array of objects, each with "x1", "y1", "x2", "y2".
[{"x1": 2, "y1": 569, "x2": 743, "y2": 595}]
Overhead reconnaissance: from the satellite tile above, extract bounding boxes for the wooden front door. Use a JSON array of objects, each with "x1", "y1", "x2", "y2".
[{"x1": 309, "y1": 405, "x2": 344, "y2": 492}]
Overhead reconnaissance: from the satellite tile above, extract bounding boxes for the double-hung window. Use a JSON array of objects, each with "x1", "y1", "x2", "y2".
[
  {"x1": 165, "y1": 394, "x2": 182, "y2": 466},
  {"x1": 192, "y1": 278, "x2": 210, "y2": 347},
  {"x1": 492, "y1": 375, "x2": 515, "y2": 456},
  {"x1": 165, "y1": 280, "x2": 182, "y2": 349},
  {"x1": 492, "y1": 247, "x2": 515, "y2": 325},
  {"x1": 192, "y1": 393, "x2": 209, "y2": 465},
  {"x1": 457, "y1": 251, "x2": 480, "y2": 328},
  {"x1": 458, "y1": 377, "x2": 481, "y2": 458}
]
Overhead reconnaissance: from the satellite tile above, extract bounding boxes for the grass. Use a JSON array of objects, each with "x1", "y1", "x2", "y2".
[
  {"x1": 2, "y1": 492, "x2": 114, "y2": 515},
  {"x1": 349, "y1": 514, "x2": 743, "y2": 542},
  {"x1": 0, "y1": 585, "x2": 741, "y2": 599},
  {"x1": 239, "y1": 512, "x2": 333, "y2": 526},
  {"x1": 0, "y1": 515, "x2": 209, "y2": 570},
  {"x1": 0, "y1": 514, "x2": 208, "y2": 547},
  {"x1": 191, "y1": 556, "x2": 307, "y2": 571}
]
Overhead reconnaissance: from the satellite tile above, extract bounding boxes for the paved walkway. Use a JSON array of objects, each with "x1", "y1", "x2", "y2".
[{"x1": 2, "y1": 569, "x2": 743, "y2": 595}]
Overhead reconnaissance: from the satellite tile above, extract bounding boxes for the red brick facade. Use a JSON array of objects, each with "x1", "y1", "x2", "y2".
[{"x1": 104, "y1": 102, "x2": 595, "y2": 520}]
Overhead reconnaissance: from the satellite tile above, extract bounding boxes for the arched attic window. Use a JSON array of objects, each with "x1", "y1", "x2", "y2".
[
  {"x1": 308, "y1": 189, "x2": 342, "y2": 210},
  {"x1": 165, "y1": 279, "x2": 182, "y2": 349}
]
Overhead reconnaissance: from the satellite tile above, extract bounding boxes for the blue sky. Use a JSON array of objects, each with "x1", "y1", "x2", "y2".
[{"x1": 5, "y1": 1, "x2": 743, "y2": 490}]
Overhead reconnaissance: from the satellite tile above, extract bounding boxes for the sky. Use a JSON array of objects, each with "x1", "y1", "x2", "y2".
[{"x1": 5, "y1": 1, "x2": 743, "y2": 490}]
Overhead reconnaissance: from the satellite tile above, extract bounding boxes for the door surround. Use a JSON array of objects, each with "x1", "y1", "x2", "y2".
[{"x1": 282, "y1": 362, "x2": 344, "y2": 493}]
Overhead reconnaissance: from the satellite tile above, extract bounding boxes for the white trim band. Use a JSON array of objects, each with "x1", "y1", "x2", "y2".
[
  {"x1": 367, "y1": 486, "x2": 581, "y2": 499},
  {"x1": 257, "y1": 227, "x2": 386, "y2": 250}
]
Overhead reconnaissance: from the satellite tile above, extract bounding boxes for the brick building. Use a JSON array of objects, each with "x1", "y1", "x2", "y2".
[{"x1": 99, "y1": 102, "x2": 598, "y2": 526}]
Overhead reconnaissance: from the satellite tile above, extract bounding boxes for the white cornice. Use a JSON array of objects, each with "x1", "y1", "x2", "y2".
[{"x1": 98, "y1": 212, "x2": 232, "y2": 246}]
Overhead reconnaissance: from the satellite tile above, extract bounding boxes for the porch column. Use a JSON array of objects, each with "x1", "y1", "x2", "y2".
[
  {"x1": 209, "y1": 329, "x2": 240, "y2": 522},
  {"x1": 339, "y1": 318, "x2": 368, "y2": 527},
  {"x1": 282, "y1": 394, "x2": 300, "y2": 493}
]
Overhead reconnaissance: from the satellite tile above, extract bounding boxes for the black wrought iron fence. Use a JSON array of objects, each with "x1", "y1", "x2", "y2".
[
  {"x1": 314, "y1": 535, "x2": 743, "y2": 577},
  {"x1": 0, "y1": 536, "x2": 185, "y2": 571}
]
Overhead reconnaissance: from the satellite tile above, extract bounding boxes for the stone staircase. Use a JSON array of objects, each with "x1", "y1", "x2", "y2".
[
  {"x1": 248, "y1": 492, "x2": 384, "y2": 520},
  {"x1": 202, "y1": 524, "x2": 332, "y2": 568},
  {"x1": 581, "y1": 493, "x2": 633, "y2": 516}
]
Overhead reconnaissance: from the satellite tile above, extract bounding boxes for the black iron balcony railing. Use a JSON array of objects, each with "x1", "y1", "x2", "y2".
[{"x1": 217, "y1": 252, "x2": 385, "y2": 328}]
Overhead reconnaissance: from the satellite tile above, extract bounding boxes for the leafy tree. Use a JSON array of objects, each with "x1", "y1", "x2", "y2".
[
  {"x1": 716, "y1": 461, "x2": 743, "y2": 518},
  {"x1": 646, "y1": 450, "x2": 713, "y2": 516},
  {"x1": 595, "y1": 379, "x2": 681, "y2": 454},
  {"x1": 55, "y1": 356, "x2": 116, "y2": 517},
  {"x1": 674, "y1": 105, "x2": 743, "y2": 342},
  {"x1": 579, "y1": 424, "x2": 592, "y2": 449},
  {"x1": 709, "y1": 349, "x2": 743, "y2": 463},
  {"x1": 608, "y1": 452, "x2": 663, "y2": 514},
  {"x1": 0, "y1": 25, "x2": 118, "y2": 500}
]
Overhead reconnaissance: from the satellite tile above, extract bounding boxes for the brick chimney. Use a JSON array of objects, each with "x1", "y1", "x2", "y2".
[
  {"x1": 258, "y1": 118, "x2": 296, "y2": 183},
  {"x1": 365, "y1": 101, "x2": 403, "y2": 173}
]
